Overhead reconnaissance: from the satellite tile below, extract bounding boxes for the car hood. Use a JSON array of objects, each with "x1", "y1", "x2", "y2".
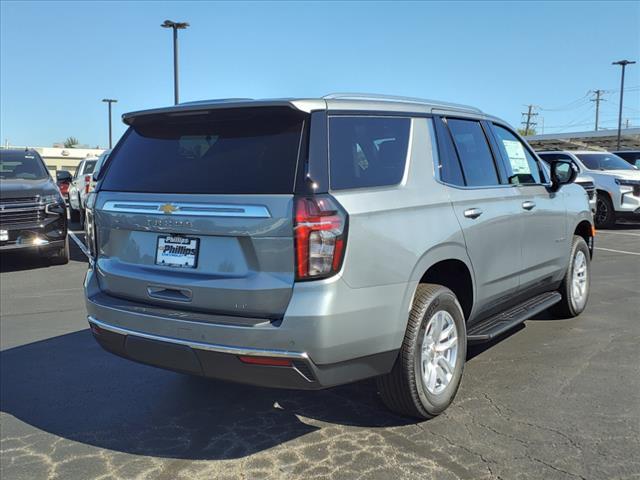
[
  {"x1": 0, "y1": 178, "x2": 58, "y2": 199},
  {"x1": 591, "y1": 169, "x2": 640, "y2": 181}
]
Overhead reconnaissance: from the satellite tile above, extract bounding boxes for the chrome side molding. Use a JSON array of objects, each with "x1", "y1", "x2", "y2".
[
  {"x1": 101, "y1": 201, "x2": 271, "y2": 218},
  {"x1": 87, "y1": 316, "x2": 308, "y2": 360}
]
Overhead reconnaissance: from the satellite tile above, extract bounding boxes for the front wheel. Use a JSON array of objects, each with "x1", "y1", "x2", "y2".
[
  {"x1": 551, "y1": 235, "x2": 591, "y2": 318},
  {"x1": 595, "y1": 193, "x2": 615, "y2": 229},
  {"x1": 377, "y1": 284, "x2": 467, "y2": 419}
]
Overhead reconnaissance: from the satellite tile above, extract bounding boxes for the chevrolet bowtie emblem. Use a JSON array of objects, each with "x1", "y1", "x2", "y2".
[{"x1": 159, "y1": 203, "x2": 178, "y2": 215}]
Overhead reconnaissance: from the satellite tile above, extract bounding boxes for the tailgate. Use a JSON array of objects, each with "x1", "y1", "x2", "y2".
[
  {"x1": 94, "y1": 192, "x2": 295, "y2": 319},
  {"x1": 93, "y1": 106, "x2": 307, "y2": 320}
]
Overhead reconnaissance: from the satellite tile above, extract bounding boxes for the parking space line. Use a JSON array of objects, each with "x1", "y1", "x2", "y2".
[
  {"x1": 595, "y1": 247, "x2": 640, "y2": 256},
  {"x1": 596, "y1": 230, "x2": 640, "y2": 237},
  {"x1": 68, "y1": 231, "x2": 90, "y2": 258}
]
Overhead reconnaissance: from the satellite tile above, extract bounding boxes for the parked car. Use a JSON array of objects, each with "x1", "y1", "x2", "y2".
[
  {"x1": 55, "y1": 170, "x2": 73, "y2": 203},
  {"x1": 89, "y1": 149, "x2": 111, "y2": 194},
  {"x1": 538, "y1": 150, "x2": 640, "y2": 228},
  {"x1": 0, "y1": 148, "x2": 69, "y2": 263},
  {"x1": 538, "y1": 157, "x2": 596, "y2": 213},
  {"x1": 68, "y1": 157, "x2": 97, "y2": 226},
  {"x1": 611, "y1": 150, "x2": 640, "y2": 168},
  {"x1": 85, "y1": 95, "x2": 593, "y2": 419}
]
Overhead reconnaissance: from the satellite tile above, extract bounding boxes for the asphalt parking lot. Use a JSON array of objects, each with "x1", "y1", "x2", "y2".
[{"x1": 1, "y1": 223, "x2": 639, "y2": 480}]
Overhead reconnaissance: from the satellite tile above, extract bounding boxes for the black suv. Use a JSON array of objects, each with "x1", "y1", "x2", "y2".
[{"x1": 0, "y1": 149, "x2": 69, "y2": 264}]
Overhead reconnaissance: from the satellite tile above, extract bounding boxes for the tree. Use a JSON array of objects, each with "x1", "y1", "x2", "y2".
[
  {"x1": 63, "y1": 136, "x2": 79, "y2": 148},
  {"x1": 517, "y1": 128, "x2": 537, "y2": 136}
]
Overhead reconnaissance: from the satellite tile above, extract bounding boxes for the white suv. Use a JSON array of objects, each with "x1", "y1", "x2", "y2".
[{"x1": 538, "y1": 151, "x2": 640, "y2": 228}]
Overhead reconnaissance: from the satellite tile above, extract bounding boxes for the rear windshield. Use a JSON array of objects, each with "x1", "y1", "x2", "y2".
[
  {"x1": 101, "y1": 108, "x2": 305, "y2": 194},
  {"x1": 0, "y1": 150, "x2": 49, "y2": 180},
  {"x1": 83, "y1": 160, "x2": 97, "y2": 175}
]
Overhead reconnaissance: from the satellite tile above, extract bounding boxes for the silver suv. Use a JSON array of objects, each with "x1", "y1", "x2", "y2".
[
  {"x1": 84, "y1": 95, "x2": 594, "y2": 419},
  {"x1": 538, "y1": 150, "x2": 640, "y2": 228}
]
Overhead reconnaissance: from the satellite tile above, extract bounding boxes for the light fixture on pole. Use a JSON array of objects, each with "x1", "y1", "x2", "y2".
[
  {"x1": 612, "y1": 59, "x2": 636, "y2": 150},
  {"x1": 161, "y1": 20, "x2": 190, "y2": 105},
  {"x1": 101, "y1": 98, "x2": 117, "y2": 148}
]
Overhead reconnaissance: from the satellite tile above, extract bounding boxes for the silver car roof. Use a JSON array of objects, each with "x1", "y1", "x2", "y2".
[{"x1": 122, "y1": 93, "x2": 504, "y2": 125}]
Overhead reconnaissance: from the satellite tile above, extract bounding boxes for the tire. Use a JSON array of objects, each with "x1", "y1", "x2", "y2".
[
  {"x1": 595, "y1": 192, "x2": 615, "y2": 229},
  {"x1": 551, "y1": 235, "x2": 590, "y2": 318},
  {"x1": 376, "y1": 284, "x2": 467, "y2": 419},
  {"x1": 49, "y1": 236, "x2": 70, "y2": 265},
  {"x1": 69, "y1": 202, "x2": 80, "y2": 222}
]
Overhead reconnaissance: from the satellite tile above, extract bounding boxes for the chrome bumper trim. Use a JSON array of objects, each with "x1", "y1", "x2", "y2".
[{"x1": 87, "y1": 316, "x2": 309, "y2": 360}]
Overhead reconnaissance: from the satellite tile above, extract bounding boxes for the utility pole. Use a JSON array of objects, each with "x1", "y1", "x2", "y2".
[
  {"x1": 590, "y1": 89, "x2": 605, "y2": 131},
  {"x1": 102, "y1": 99, "x2": 117, "y2": 148},
  {"x1": 161, "y1": 20, "x2": 190, "y2": 105},
  {"x1": 521, "y1": 105, "x2": 538, "y2": 136},
  {"x1": 612, "y1": 59, "x2": 636, "y2": 149}
]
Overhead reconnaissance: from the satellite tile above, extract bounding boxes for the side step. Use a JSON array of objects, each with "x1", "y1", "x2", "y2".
[{"x1": 467, "y1": 291, "x2": 562, "y2": 343}]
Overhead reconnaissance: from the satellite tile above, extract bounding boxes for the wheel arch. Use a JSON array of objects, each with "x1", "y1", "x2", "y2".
[
  {"x1": 574, "y1": 219, "x2": 595, "y2": 258},
  {"x1": 404, "y1": 244, "x2": 476, "y2": 323}
]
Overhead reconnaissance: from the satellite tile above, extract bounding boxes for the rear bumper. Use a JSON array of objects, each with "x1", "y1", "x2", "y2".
[{"x1": 88, "y1": 315, "x2": 397, "y2": 390}]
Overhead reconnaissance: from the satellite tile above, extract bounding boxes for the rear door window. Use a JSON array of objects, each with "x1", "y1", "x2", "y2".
[
  {"x1": 434, "y1": 117, "x2": 465, "y2": 186},
  {"x1": 100, "y1": 108, "x2": 306, "y2": 194},
  {"x1": 446, "y1": 119, "x2": 500, "y2": 186},
  {"x1": 492, "y1": 124, "x2": 542, "y2": 185},
  {"x1": 329, "y1": 116, "x2": 411, "y2": 190}
]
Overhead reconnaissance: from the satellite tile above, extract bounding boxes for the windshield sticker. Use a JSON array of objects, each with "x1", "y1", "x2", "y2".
[{"x1": 503, "y1": 140, "x2": 530, "y2": 174}]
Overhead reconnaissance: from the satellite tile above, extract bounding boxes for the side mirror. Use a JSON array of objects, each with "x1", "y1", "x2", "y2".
[
  {"x1": 56, "y1": 170, "x2": 72, "y2": 182},
  {"x1": 549, "y1": 160, "x2": 578, "y2": 192}
]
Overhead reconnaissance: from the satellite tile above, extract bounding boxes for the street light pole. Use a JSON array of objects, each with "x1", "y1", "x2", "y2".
[
  {"x1": 101, "y1": 98, "x2": 117, "y2": 148},
  {"x1": 161, "y1": 20, "x2": 189, "y2": 105},
  {"x1": 612, "y1": 59, "x2": 636, "y2": 150}
]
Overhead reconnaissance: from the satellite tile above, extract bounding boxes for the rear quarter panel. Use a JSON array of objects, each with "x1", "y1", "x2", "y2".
[{"x1": 329, "y1": 118, "x2": 471, "y2": 355}]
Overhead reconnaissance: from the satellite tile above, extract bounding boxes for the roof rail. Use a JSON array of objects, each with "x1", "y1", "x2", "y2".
[
  {"x1": 322, "y1": 93, "x2": 482, "y2": 113},
  {"x1": 179, "y1": 98, "x2": 254, "y2": 106}
]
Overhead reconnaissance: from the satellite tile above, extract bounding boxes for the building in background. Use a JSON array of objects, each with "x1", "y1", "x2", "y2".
[{"x1": 526, "y1": 127, "x2": 640, "y2": 151}]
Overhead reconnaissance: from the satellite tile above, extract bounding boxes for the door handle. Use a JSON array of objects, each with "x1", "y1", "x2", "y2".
[
  {"x1": 463, "y1": 208, "x2": 483, "y2": 219},
  {"x1": 522, "y1": 201, "x2": 536, "y2": 211}
]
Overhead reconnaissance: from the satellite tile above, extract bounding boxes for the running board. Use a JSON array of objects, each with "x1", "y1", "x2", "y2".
[{"x1": 467, "y1": 291, "x2": 562, "y2": 343}]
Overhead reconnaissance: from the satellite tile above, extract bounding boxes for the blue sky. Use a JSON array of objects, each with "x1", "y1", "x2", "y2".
[{"x1": 1, "y1": 1, "x2": 639, "y2": 148}]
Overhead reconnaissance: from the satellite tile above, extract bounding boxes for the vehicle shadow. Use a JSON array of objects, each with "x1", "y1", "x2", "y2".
[
  {"x1": 0, "y1": 330, "x2": 414, "y2": 461},
  {"x1": 0, "y1": 239, "x2": 87, "y2": 272}
]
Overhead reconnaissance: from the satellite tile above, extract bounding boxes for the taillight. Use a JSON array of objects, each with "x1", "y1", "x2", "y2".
[
  {"x1": 85, "y1": 192, "x2": 98, "y2": 259},
  {"x1": 294, "y1": 195, "x2": 347, "y2": 280},
  {"x1": 85, "y1": 175, "x2": 91, "y2": 194}
]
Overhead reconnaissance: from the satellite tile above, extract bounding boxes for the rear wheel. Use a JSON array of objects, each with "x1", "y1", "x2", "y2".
[
  {"x1": 48, "y1": 236, "x2": 70, "y2": 265},
  {"x1": 377, "y1": 284, "x2": 466, "y2": 419},
  {"x1": 595, "y1": 192, "x2": 615, "y2": 228},
  {"x1": 551, "y1": 235, "x2": 590, "y2": 318}
]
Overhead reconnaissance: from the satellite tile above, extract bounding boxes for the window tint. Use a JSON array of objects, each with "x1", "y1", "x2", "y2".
[
  {"x1": 0, "y1": 150, "x2": 48, "y2": 180},
  {"x1": 446, "y1": 119, "x2": 499, "y2": 186},
  {"x1": 83, "y1": 160, "x2": 97, "y2": 175},
  {"x1": 434, "y1": 117, "x2": 465, "y2": 186},
  {"x1": 492, "y1": 125, "x2": 541, "y2": 184},
  {"x1": 329, "y1": 116, "x2": 410, "y2": 190},
  {"x1": 576, "y1": 153, "x2": 635, "y2": 171},
  {"x1": 100, "y1": 108, "x2": 305, "y2": 194}
]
